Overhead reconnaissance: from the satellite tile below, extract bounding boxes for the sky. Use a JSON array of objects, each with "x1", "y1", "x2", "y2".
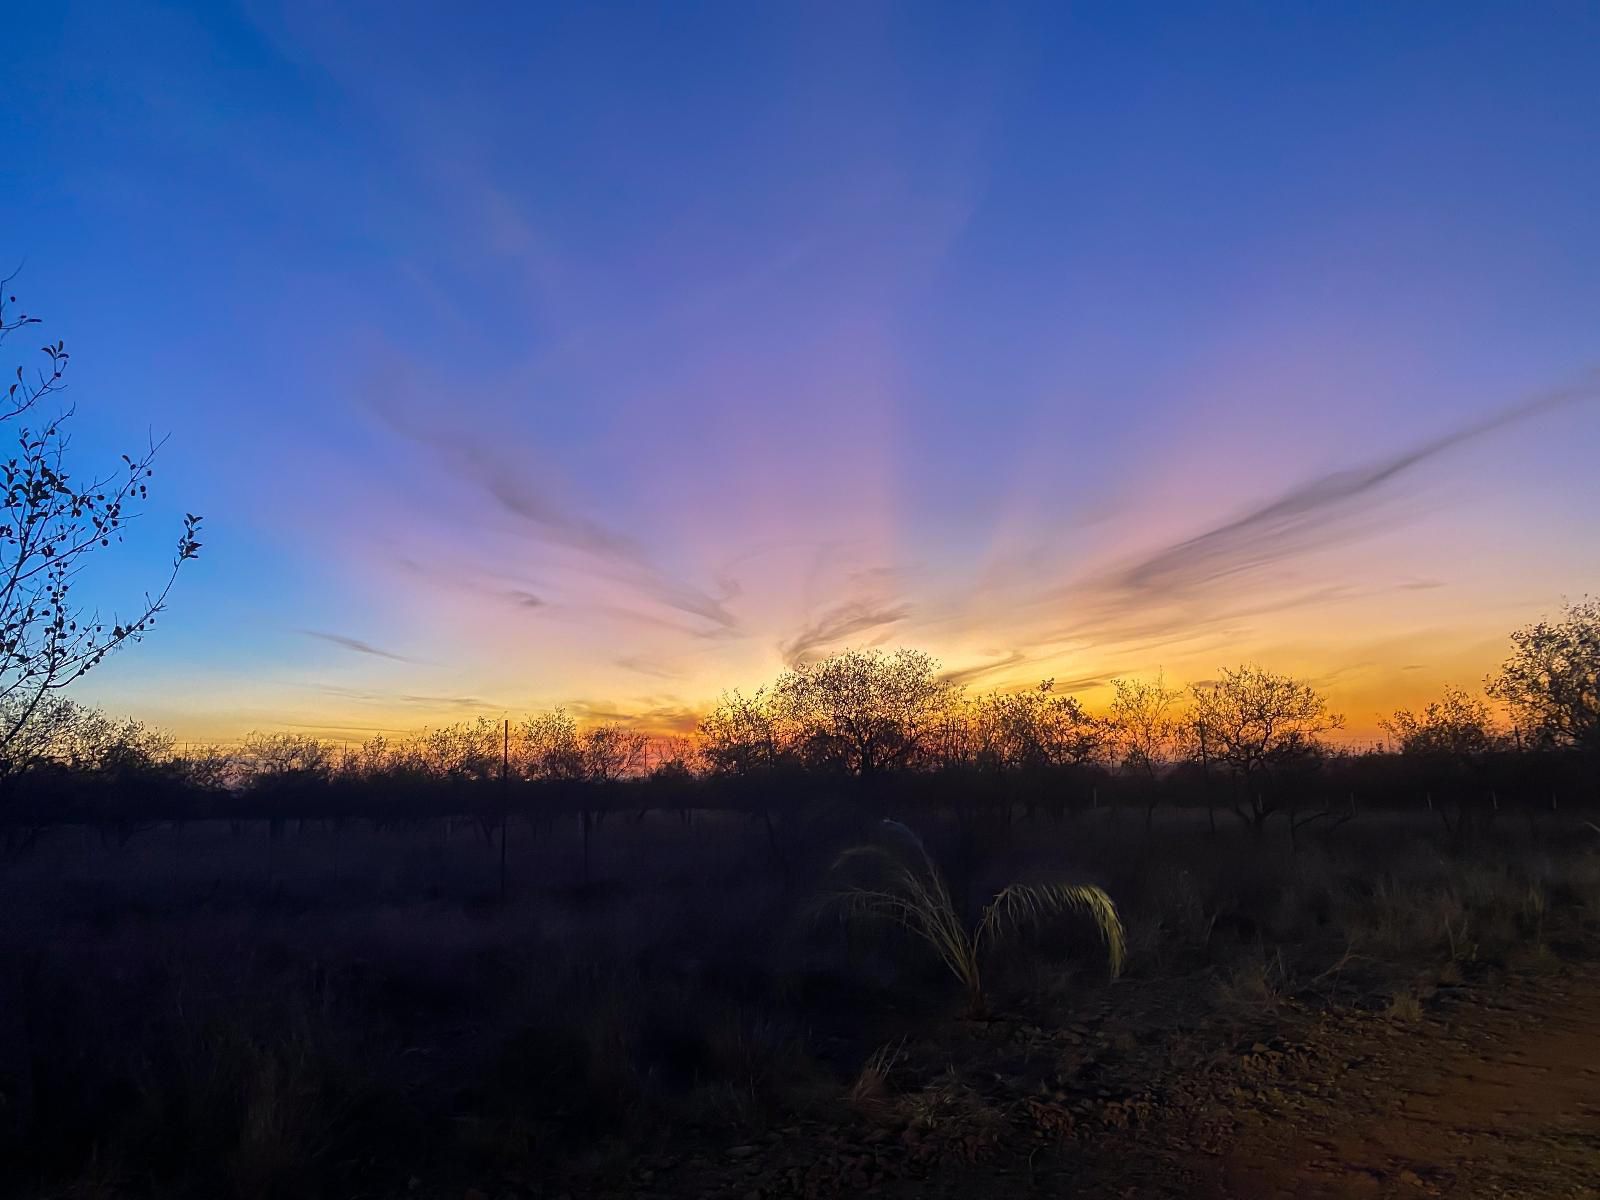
[{"x1": 5, "y1": 1, "x2": 1599, "y2": 744}]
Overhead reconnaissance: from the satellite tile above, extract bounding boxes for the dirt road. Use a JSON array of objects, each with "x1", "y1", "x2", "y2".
[
  {"x1": 1204, "y1": 964, "x2": 1600, "y2": 1199},
  {"x1": 865, "y1": 962, "x2": 1600, "y2": 1199},
  {"x1": 522, "y1": 962, "x2": 1600, "y2": 1199}
]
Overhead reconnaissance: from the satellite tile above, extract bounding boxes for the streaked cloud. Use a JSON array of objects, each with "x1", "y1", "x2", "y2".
[
  {"x1": 363, "y1": 361, "x2": 742, "y2": 639},
  {"x1": 780, "y1": 600, "x2": 913, "y2": 666},
  {"x1": 1103, "y1": 384, "x2": 1594, "y2": 609},
  {"x1": 298, "y1": 630, "x2": 412, "y2": 663},
  {"x1": 314, "y1": 684, "x2": 493, "y2": 711},
  {"x1": 615, "y1": 655, "x2": 686, "y2": 681},
  {"x1": 938, "y1": 651, "x2": 1028, "y2": 686}
]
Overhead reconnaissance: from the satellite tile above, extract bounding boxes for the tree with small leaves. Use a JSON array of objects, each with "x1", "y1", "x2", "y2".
[
  {"x1": 1487, "y1": 599, "x2": 1600, "y2": 755},
  {"x1": 699, "y1": 688, "x2": 787, "y2": 777},
  {"x1": 976, "y1": 680, "x2": 1107, "y2": 819},
  {"x1": 771, "y1": 647, "x2": 955, "y2": 777},
  {"x1": 981, "y1": 679, "x2": 1108, "y2": 773},
  {"x1": 0, "y1": 274, "x2": 201, "y2": 776},
  {"x1": 1108, "y1": 674, "x2": 1181, "y2": 831},
  {"x1": 1185, "y1": 665, "x2": 1342, "y2": 832},
  {"x1": 1384, "y1": 685, "x2": 1500, "y2": 847}
]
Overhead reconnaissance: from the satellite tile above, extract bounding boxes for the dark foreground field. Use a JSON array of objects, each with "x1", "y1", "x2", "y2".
[{"x1": 3, "y1": 806, "x2": 1597, "y2": 1199}]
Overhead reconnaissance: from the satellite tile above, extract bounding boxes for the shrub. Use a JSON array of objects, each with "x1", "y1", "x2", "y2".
[{"x1": 823, "y1": 820, "x2": 1124, "y2": 1016}]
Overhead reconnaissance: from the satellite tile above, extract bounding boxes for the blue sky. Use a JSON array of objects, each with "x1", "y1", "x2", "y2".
[{"x1": 6, "y1": 2, "x2": 1599, "y2": 740}]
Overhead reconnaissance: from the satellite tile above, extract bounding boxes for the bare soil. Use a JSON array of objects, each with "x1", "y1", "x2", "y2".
[
  {"x1": 1207, "y1": 963, "x2": 1600, "y2": 1199},
  {"x1": 593, "y1": 961, "x2": 1600, "y2": 1199}
]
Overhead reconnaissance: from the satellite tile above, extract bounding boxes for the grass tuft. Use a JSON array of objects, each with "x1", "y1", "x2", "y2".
[{"x1": 823, "y1": 820, "x2": 1124, "y2": 1016}]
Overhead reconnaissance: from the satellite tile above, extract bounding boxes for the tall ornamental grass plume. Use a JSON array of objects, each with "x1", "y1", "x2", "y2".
[{"x1": 824, "y1": 820, "x2": 1125, "y2": 1017}]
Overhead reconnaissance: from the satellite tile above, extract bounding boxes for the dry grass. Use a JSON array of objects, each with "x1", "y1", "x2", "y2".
[
  {"x1": 848, "y1": 1038, "x2": 907, "y2": 1111},
  {"x1": 1212, "y1": 947, "x2": 1290, "y2": 1017},
  {"x1": 823, "y1": 819, "x2": 1124, "y2": 1016},
  {"x1": 1386, "y1": 987, "x2": 1425, "y2": 1022},
  {"x1": 4, "y1": 807, "x2": 1599, "y2": 1197}
]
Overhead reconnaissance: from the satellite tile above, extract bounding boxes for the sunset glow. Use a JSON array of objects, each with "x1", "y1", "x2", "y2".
[{"x1": 9, "y1": 4, "x2": 1598, "y2": 744}]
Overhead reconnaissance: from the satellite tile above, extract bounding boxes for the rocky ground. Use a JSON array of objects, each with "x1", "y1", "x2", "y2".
[{"x1": 451, "y1": 958, "x2": 1600, "y2": 1200}]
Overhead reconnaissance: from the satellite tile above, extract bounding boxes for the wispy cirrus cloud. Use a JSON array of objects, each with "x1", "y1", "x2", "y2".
[
  {"x1": 314, "y1": 684, "x2": 492, "y2": 711},
  {"x1": 779, "y1": 599, "x2": 913, "y2": 666},
  {"x1": 938, "y1": 651, "x2": 1028, "y2": 687},
  {"x1": 978, "y1": 380, "x2": 1600, "y2": 660},
  {"x1": 1103, "y1": 383, "x2": 1594, "y2": 608},
  {"x1": 298, "y1": 629, "x2": 413, "y2": 662},
  {"x1": 615, "y1": 654, "x2": 686, "y2": 681},
  {"x1": 363, "y1": 363, "x2": 742, "y2": 639}
]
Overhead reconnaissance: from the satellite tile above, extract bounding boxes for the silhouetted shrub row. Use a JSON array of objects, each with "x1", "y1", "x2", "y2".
[{"x1": 3, "y1": 601, "x2": 1598, "y2": 840}]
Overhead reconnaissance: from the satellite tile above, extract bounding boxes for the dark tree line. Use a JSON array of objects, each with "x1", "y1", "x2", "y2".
[{"x1": 3, "y1": 604, "x2": 1599, "y2": 858}]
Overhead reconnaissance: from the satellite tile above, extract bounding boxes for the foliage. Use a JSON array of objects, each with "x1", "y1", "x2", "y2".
[
  {"x1": 772, "y1": 648, "x2": 953, "y2": 776},
  {"x1": 1383, "y1": 685, "x2": 1498, "y2": 760},
  {"x1": 825, "y1": 820, "x2": 1125, "y2": 1016},
  {"x1": 516, "y1": 708, "x2": 582, "y2": 780},
  {"x1": 1184, "y1": 665, "x2": 1342, "y2": 829},
  {"x1": 699, "y1": 688, "x2": 786, "y2": 777},
  {"x1": 1109, "y1": 673, "x2": 1180, "y2": 779},
  {"x1": 0, "y1": 694, "x2": 170, "y2": 778},
  {"x1": 1186, "y1": 665, "x2": 1341, "y2": 779},
  {"x1": 411, "y1": 716, "x2": 503, "y2": 782},
  {"x1": 578, "y1": 723, "x2": 650, "y2": 783},
  {"x1": 1488, "y1": 598, "x2": 1600, "y2": 752},
  {"x1": 243, "y1": 732, "x2": 334, "y2": 778},
  {"x1": 978, "y1": 679, "x2": 1107, "y2": 772},
  {"x1": 0, "y1": 277, "x2": 200, "y2": 760},
  {"x1": 12, "y1": 625, "x2": 1600, "y2": 841}
]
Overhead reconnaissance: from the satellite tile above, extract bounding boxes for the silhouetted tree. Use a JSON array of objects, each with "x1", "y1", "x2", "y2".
[
  {"x1": 173, "y1": 743, "x2": 236, "y2": 795},
  {"x1": 0, "y1": 695, "x2": 84, "y2": 785},
  {"x1": 412, "y1": 717, "x2": 501, "y2": 784},
  {"x1": 0, "y1": 696, "x2": 174, "y2": 846},
  {"x1": 1185, "y1": 665, "x2": 1342, "y2": 832},
  {"x1": 771, "y1": 647, "x2": 953, "y2": 778},
  {"x1": 1108, "y1": 674, "x2": 1180, "y2": 830},
  {"x1": 515, "y1": 708, "x2": 583, "y2": 782},
  {"x1": 1384, "y1": 685, "x2": 1500, "y2": 847},
  {"x1": 242, "y1": 731, "x2": 334, "y2": 780},
  {"x1": 647, "y1": 736, "x2": 700, "y2": 780},
  {"x1": 976, "y1": 680, "x2": 1106, "y2": 819},
  {"x1": 0, "y1": 277, "x2": 201, "y2": 770},
  {"x1": 923, "y1": 692, "x2": 986, "y2": 772},
  {"x1": 1488, "y1": 598, "x2": 1600, "y2": 754},
  {"x1": 578, "y1": 723, "x2": 649, "y2": 784},
  {"x1": 700, "y1": 687, "x2": 792, "y2": 856},
  {"x1": 340, "y1": 734, "x2": 398, "y2": 781},
  {"x1": 577, "y1": 722, "x2": 647, "y2": 881},
  {"x1": 511, "y1": 710, "x2": 646, "y2": 882},
  {"x1": 699, "y1": 688, "x2": 786, "y2": 777},
  {"x1": 1384, "y1": 685, "x2": 1498, "y2": 759},
  {"x1": 240, "y1": 731, "x2": 333, "y2": 845},
  {"x1": 982, "y1": 680, "x2": 1106, "y2": 772},
  {"x1": 644, "y1": 736, "x2": 699, "y2": 822}
]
